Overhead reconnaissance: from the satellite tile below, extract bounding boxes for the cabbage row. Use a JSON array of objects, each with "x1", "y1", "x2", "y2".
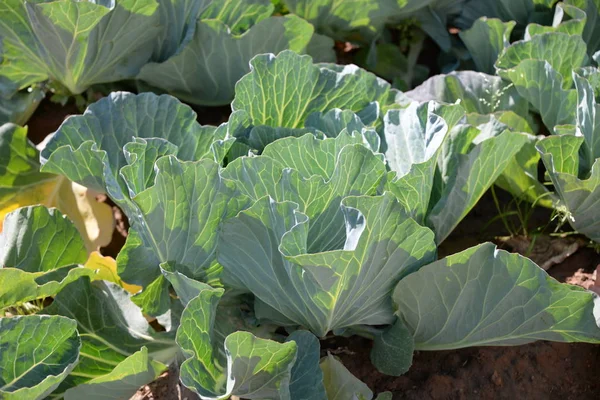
[{"x1": 1, "y1": 1, "x2": 600, "y2": 399}]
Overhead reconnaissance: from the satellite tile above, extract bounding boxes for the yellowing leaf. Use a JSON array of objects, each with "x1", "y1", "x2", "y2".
[
  {"x1": 0, "y1": 123, "x2": 114, "y2": 251},
  {"x1": 0, "y1": 177, "x2": 57, "y2": 223},
  {"x1": 54, "y1": 180, "x2": 114, "y2": 252},
  {"x1": 85, "y1": 251, "x2": 141, "y2": 294}
]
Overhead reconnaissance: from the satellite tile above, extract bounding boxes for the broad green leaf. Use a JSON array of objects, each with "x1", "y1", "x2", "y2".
[
  {"x1": 459, "y1": 18, "x2": 515, "y2": 74},
  {"x1": 0, "y1": 1, "x2": 48, "y2": 95},
  {"x1": 574, "y1": 66, "x2": 600, "y2": 100},
  {"x1": 218, "y1": 193, "x2": 436, "y2": 337},
  {"x1": 0, "y1": 0, "x2": 160, "y2": 95},
  {"x1": 488, "y1": 110, "x2": 537, "y2": 133},
  {"x1": 503, "y1": 59, "x2": 576, "y2": 130},
  {"x1": 304, "y1": 33, "x2": 336, "y2": 63},
  {"x1": 436, "y1": 124, "x2": 482, "y2": 179},
  {"x1": 496, "y1": 32, "x2": 588, "y2": 88},
  {"x1": 537, "y1": 135, "x2": 582, "y2": 176},
  {"x1": 383, "y1": 102, "x2": 448, "y2": 178},
  {"x1": 162, "y1": 264, "x2": 276, "y2": 357},
  {"x1": 116, "y1": 157, "x2": 244, "y2": 314},
  {"x1": 0, "y1": 123, "x2": 64, "y2": 221},
  {"x1": 429, "y1": 102, "x2": 467, "y2": 133},
  {"x1": 129, "y1": 274, "x2": 171, "y2": 317},
  {"x1": 281, "y1": 0, "x2": 416, "y2": 42},
  {"x1": 200, "y1": 0, "x2": 273, "y2": 33},
  {"x1": 150, "y1": 0, "x2": 207, "y2": 62},
  {"x1": 355, "y1": 102, "x2": 382, "y2": 126},
  {"x1": 320, "y1": 353, "x2": 372, "y2": 400},
  {"x1": 285, "y1": 331, "x2": 327, "y2": 400},
  {"x1": 40, "y1": 92, "x2": 235, "y2": 312},
  {"x1": 405, "y1": 75, "x2": 547, "y2": 208},
  {"x1": 494, "y1": 132, "x2": 552, "y2": 208},
  {"x1": 231, "y1": 50, "x2": 394, "y2": 129},
  {"x1": 383, "y1": 104, "x2": 528, "y2": 243},
  {"x1": 43, "y1": 278, "x2": 177, "y2": 394},
  {"x1": 427, "y1": 131, "x2": 528, "y2": 243},
  {"x1": 304, "y1": 108, "x2": 380, "y2": 152},
  {"x1": 538, "y1": 135, "x2": 600, "y2": 242},
  {"x1": 565, "y1": 0, "x2": 600, "y2": 56},
  {"x1": 260, "y1": 129, "x2": 376, "y2": 178},
  {"x1": 383, "y1": 102, "x2": 448, "y2": 223},
  {"x1": 41, "y1": 92, "x2": 229, "y2": 197},
  {"x1": 406, "y1": 71, "x2": 530, "y2": 118},
  {"x1": 0, "y1": 266, "x2": 93, "y2": 311},
  {"x1": 0, "y1": 315, "x2": 79, "y2": 400},
  {"x1": 218, "y1": 334, "x2": 295, "y2": 398},
  {"x1": 161, "y1": 263, "x2": 215, "y2": 306},
  {"x1": 63, "y1": 347, "x2": 165, "y2": 400},
  {"x1": 119, "y1": 138, "x2": 179, "y2": 198},
  {"x1": 467, "y1": 111, "x2": 552, "y2": 208},
  {"x1": 0, "y1": 206, "x2": 112, "y2": 309},
  {"x1": 0, "y1": 123, "x2": 113, "y2": 251},
  {"x1": 456, "y1": 0, "x2": 543, "y2": 29},
  {"x1": 573, "y1": 69, "x2": 600, "y2": 172},
  {"x1": 224, "y1": 133, "x2": 387, "y2": 252},
  {"x1": 177, "y1": 288, "x2": 297, "y2": 399},
  {"x1": 139, "y1": 15, "x2": 315, "y2": 106},
  {"x1": 525, "y1": 3, "x2": 587, "y2": 38},
  {"x1": 0, "y1": 89, "x2": 44, "y2": 126},
  {"x1": 394, "y1": 243, "x2": 600, "y2": 349},
  {"x1": 370, "y1": 318, "x2": 414, "y2": 376},
  {"x1": 244, "y1": 125, "x2": 316, "y2": 152},
  {"x1": 0, "y1": 206, "x2": 87, "y2": 272}
]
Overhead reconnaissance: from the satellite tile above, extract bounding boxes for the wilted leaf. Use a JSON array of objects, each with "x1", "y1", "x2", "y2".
[{"x1": 0, "y1": 123, "x2": 113, "y2": 251}]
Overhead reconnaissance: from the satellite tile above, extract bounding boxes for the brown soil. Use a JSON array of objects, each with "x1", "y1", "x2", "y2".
[
  {"x1": 27, "y1": 96, "x2": 79, "y2": 144},
  {"x1": 131, "y1": 364, "x2": 198, "y2": 400},
  {"x1": 99, "y1": 196, "x2": 129, "y2": 259},
  {"x1": 333, "y1": 337, "x2": 600, "y2": 400},
  {"x1": 26, "y1": 93, "x2": 600, "y2": 400}
]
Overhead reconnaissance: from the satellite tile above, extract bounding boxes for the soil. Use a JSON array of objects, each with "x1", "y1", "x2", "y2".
[
  {"x1": 27, "y1": 96, "x2": 79, "y2": 144},
  {"x1": 332, "y1": 337, "x2": 600, "y2": 400},
  {"x1": 25, "y1": 93, "x2": 600, "y2": 400},
  {"x1": 130, "y1": 364, "x2": 198, "y2": 400}
]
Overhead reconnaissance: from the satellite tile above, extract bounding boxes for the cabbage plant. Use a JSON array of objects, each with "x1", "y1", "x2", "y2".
[
  {"x1": 536, "y1": 68, "x2": 600, "y2": 241},
  {"x1": 0, "y1": 0, "x2": 331, "y2": 106},
  {"x1": 416, "y1": 1, "x2": 600, "y2": 242},
  {"x1": 138, "y1": 0, "x2": 335, "y2": 105},
  {"x1": 2, "y1": 51, "x2": 599, "y2": 399},
  {"x1": 0, "y1": 0, "x2": 161, "y2": 96}
]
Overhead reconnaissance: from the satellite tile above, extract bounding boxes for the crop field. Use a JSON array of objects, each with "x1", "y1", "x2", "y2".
[{"x1": 1, "y1": 1, "x2": 600, "y2": 399}]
